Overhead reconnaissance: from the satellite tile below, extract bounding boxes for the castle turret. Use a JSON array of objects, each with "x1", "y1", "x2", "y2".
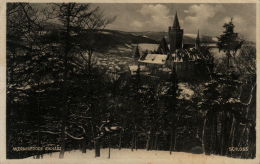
[
  {"x1": 168, "y1": 12, "x2": 183, "y2": 53},
  {"x1": 133, "y1": 44, "x2": 140, "y2": 59},
  {"x1": 195, "y1": 29, "x2": 200, "y2": 49}
]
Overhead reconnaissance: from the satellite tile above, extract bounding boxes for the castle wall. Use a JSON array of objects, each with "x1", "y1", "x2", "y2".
[
  {"x1": 174, "y1": 61, "x2": 210, "y2": 80},
  {"x1": 174, "y1": 61, "x2": 194, "y2": 79},
  {"x1": 137, "y1": 61, "x2": 210, "y2": 81}
]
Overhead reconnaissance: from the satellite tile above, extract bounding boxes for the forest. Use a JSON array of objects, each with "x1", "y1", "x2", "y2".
[{"x1": 6, "y1": 3, "x2": 256, "y2": 159}]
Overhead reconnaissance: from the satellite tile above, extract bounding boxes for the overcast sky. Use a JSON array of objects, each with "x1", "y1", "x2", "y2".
[{"x1": 93, "y1": 3, "x2": 256, "y2": 41}]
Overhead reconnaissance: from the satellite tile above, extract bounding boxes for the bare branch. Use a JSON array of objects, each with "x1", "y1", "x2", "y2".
[{"x1": 65, "y1": 131, "x2": 84, "y2": 140}]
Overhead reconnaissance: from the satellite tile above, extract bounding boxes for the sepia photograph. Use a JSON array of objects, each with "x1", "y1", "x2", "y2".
[{"x1": 3, "y1": 1, "x2": 258, "y2": 162}]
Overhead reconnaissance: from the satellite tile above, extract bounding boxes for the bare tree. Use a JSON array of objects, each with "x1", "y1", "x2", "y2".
[
  {"x1": 48, "y1": 3, "x2": 115, "y2": 158},
  {"x1": 7, "y1": 3, "x2": 49, "y2": 159}
]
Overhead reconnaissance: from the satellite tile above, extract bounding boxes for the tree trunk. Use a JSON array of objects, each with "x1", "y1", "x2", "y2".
[
  {"x1": 209, "y1": 116, "x2": 214, "y2": 154},
  {"x1": 154, "y1": 133, "x2": 159, "y2": 150},
  {"x1": 131, "y1": 131, "x2": 134, "y2": 151},
  {"x1": 230, "y1": 121, "x2": 236, "y2": 157},
  {"x1": 224, "y1": 114, "x2": 230, "y2": 156},
  {"x1": 131, "y1": 127, "x2": 137, "y2": 151},
  {"x1": 81, "y1": 137, "x2": 87, "y2": 153},
  {"x1": 237, "y1": 83, "x2": 255, "y2": 157},
  {"x1": 36, "y1": 97, "x2": 41, "y2": 159},
  {"x1": 220, "y1": 122, "x2": 224, "y2": 155},
  {"x1": 228, "y1": 116, "x2": 235, "y2": 155},
  {"x1": 94, "y1": 139, "x2": 100, "y2": 157},
  {"x1": 202, "y1": 118, "x2": 207, "y2": 154},
  {"x1": 36, "y1": 129, "x2": 40, "y2": 159},
  {"x1": 59, "y1": 6, "x2": 71, "y2": 159},
  {"x1": 169, "y1": 128, "x2": 173, "y2": 154},
  {"x1": 240, "y1": 127, "x2": 249, "y2": 158},
  {"x1": 220, "y1": 112, "x2": 227, "y2": 156},
  {"x1": 118, "y1": 130, "x2": 122, "y2": 150},
  {"x1": 135, "y1": 132, "x2": 137, "y2": 151},
  {"x1": 227, "y1": 51, "x2": 231, "y2": 68},
  {"x1": 215, "y1": 113, "x2": 220, "y2": 154},
  {"x1": 173, "y1": 127, "x2": 177, "y2": 151},
  {"x1": 146, "y1": 133, "x2": 151, "y2": 151},
  {"x1": 59, "y1": 123, "x2": 66, "y2": 158},
  {"x1": 59, "y1": 99, "x2": 68, "y2": 159},
  {"x1": 108, "y1": 134, "x2": 111, "y2": 159}
]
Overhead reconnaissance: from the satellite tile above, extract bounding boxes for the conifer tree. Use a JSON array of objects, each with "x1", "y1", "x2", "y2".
[{"x1": 217, "y1": 18, "x2": 244, "y2": 68}]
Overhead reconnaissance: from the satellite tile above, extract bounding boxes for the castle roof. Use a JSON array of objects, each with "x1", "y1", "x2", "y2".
[
  {"x1": 157, "y1": 37, "x2": 170, "y2": 54},
  {"x1": 173, "y1": 12, "x2": 181, "y2": 29},
  {"x1": 138, "y1": 54, "x2": 168, "y2": 65}
]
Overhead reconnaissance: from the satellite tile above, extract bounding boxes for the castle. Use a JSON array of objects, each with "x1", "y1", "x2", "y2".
[{"x1": 130, "y1": 12, "x2": 214, "y2": 80}]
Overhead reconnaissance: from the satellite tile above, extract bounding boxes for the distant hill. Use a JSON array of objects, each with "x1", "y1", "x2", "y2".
[
  {"x1": 42, "y1": 22, "x2": 216, "y2": 43},
  {"x1": 130, "y1": 31, "x2": 217, "y2": 44},
  {"x1": 76, "y1": 29, "x2": 159, "y2": 52},
  {"x1": 130, "y1": 31, "x2": 167, "y2": 42},
  {"x1": 34, "y1": 22, "x2": 218, "y2": 52},
  {"x1": 76, "y1": 29, "x2": 217, "y2": 52}
]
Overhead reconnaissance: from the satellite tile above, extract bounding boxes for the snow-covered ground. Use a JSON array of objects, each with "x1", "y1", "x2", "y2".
[
  {"x1": 185, "y1": 33, "x2": 197, "y2": 38},
  {"x1": 24, "y1": 149, "x2": 257, "y2": 164},
  {"x1": 94, "y1": 52, "x2": 134, "y2": 73},
  {"x1": 209, "y1": 48, "x2": 227, "y2": 59},
  {"x1": 178, "y1": 83, "x2": 195, "y2": 100}
]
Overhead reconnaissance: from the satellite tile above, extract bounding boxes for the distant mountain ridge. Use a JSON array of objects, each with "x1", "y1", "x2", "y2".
[
  {"x1": 129, "y1": 31, "x2": 217, "y2": 44},
  {"x1": 42, "y1": 22, "x2": 217, "y2": 44},
  {"x1": 33, "y1": 22, "x2": 219, "y2": 52}
]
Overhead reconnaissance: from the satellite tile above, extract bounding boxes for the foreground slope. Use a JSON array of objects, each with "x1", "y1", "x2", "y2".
[{"x1": 26, "y1": 149, "x2": 257, "y2": 164}]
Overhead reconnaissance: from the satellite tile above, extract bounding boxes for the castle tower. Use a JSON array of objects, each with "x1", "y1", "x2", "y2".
[
  {"x1": 168, "y1": 12, "x2": 183, "y2": 53},
  {"x1": 195, "y1": 29, "x2": 200, "y2": 49}
]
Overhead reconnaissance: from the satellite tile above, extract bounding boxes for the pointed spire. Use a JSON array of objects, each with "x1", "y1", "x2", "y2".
[
  {"x1": 196, "y1": 29, "x2": 200, "y2": 49},
  {"x1": 196, "y1": 29, "x2": 200, "y2": 41},
  {"x1": 173, "y1": 12, "x2": 180, "y2": 29}
]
